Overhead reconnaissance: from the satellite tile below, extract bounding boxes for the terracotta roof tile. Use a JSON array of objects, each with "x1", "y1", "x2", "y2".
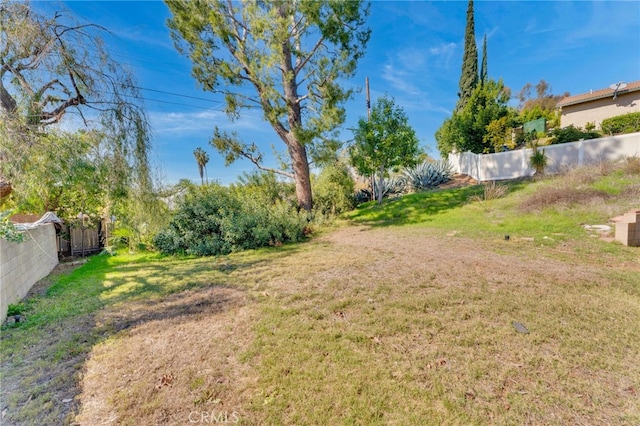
[{"x1": 557, "y1": 80, "x2": 640, "y2": 108}]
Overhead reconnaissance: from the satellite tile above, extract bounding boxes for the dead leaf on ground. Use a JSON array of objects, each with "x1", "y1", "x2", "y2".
[{"x1": 155, "y1": 373, "x2": 174, "y2": 390}]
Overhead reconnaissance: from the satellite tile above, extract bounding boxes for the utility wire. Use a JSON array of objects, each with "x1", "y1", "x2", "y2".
[{"x1": 132, "y1": 86, "x2": 225, "y2": 105}]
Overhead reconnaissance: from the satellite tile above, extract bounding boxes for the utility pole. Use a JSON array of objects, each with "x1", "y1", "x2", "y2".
[
  {"x1": 366, "y1": 76, "x2": 371, "y2": 121},
  {"x1": 365, "y1": 76, "x2": 374, "y2": 201}
]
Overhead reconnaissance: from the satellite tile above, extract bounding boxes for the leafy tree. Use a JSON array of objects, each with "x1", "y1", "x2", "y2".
[
  {"x1": 233, "y1": 170, "x2": 296, "y2": 207},
  {"x1": 312, "y1": 162, "x2": 355, "y2": 216},
  {"x1": 0, "y1": 2, "x2": 163, "y2": 250},
  {"x1": 437, "y1": 79, "x2": 511, "y2": 156},
  {"x1": 0, "y1": 1, "x2": 153, "y2": 211},
  {"x1": 350, "y1": 96, "x2": 419, "y2": 205},
  {"x1": 484, "y1": 115, "x2": 513, "y2": 153},
  {"x1": 166, "y1": 0, "x2": 371, "y2": 212},
  {"x1": 457, "y1": 0, "x2": 478, "y2": 111},
  {"x1": 193, "y1": 147, "x2": 210, "y2": 185},
  {"x1": 0, "y1": 128, "x2": 106, "y2": 219},
  {"x1": 517, "y1": 79, "x2": 567, "y2": 127},
  {"x1": 434, "y1": 115, "x2": 463, "y2": 158}
]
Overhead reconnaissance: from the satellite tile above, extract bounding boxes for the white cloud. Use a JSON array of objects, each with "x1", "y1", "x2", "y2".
[
  {"x1": 428, "y1": 42, "x2": 457, "y2": 57},
  {"x1": 381, "y1": 40, "x2": 459, "y2": 97},
  {"x1": 397, "y1": 48, "x2": 428, "y2": 69},
  {"x1": 381, "y1": 64, "x2": 422, "y2": 96},
  {"x1": 149, "y1": 109, "x2": 267, "y2": 134}
]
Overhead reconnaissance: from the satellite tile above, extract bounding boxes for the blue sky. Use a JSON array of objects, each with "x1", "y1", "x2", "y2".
[{"x1": 40, "y1": 1, "x2": 640, "y2": 186}]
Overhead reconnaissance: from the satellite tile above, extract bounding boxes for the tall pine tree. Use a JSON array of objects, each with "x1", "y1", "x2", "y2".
[
  {"x1": 480, "y1": 34, "x2": 488, "y2": 86},
  {"x1": 456, "y1": 0, "x2": 478, "y2": 111}
]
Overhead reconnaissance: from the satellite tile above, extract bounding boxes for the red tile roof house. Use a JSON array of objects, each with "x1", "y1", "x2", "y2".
[{"x1": 556, "y1": 80, "x2": 640, "y2": 131}]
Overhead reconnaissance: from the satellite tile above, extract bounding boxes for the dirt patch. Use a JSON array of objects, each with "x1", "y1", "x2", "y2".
[{"x1": 437, "y1": 173, "x2": 478, "y2": 190}]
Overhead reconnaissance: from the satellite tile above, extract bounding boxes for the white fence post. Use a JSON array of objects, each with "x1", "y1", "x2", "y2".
[{"x1": 578, "y1": 138, "x2": 584, "y2": 166}]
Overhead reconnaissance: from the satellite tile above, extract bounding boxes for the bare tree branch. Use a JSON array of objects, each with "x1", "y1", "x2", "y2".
[{"x1": 239, "y1": 150, "x2": 294, "y2": 179}]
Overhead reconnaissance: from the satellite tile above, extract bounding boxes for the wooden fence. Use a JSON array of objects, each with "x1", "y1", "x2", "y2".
[{"x1": 57, "y1": 223, "x2": 104, "y2": 257}]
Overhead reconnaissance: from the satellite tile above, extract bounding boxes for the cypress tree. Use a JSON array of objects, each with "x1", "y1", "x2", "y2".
[
  {"x1": 480, "y1": 34, "x2": 487, "y2": 86},
  {"x1": 456, "y1": 0, "x2": 478, "y2": 111}
]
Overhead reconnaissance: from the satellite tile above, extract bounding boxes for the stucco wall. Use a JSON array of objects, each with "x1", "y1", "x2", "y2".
[
  {"x1": 0, "y1": 224, "x2": 59, "y2": 323},
  {"x1": 561, "y1": 91, "x2": 640, "y2": 130},
  {"x1": 449, "y1": 132, "x2": 640, "y2": 182}
]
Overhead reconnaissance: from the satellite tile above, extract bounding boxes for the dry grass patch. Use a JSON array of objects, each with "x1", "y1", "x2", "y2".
[
  {"x1": 469, "y1": 181, "x2": 509, "y2": 211},
  {"x1": 36, "y1": 225, "x2": 635, "y2": 425},
  {"x1": 76, "y1": 286, "x2": 255, "y2": 425},
  {"x1": 235, "y1": 227, "x2": 640, "y2": 424},
  {"x1": 620, "y1": 156, "x2": 640, "y2": 175},
  {"x1": 519, "y1": 186, "x2": 611, "y2": 212},
  {"x1": 519, "y1": 158, "x2": 640, "y2": 214}
]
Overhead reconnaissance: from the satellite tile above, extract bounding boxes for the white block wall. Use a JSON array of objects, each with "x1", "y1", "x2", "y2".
[
  {"x1": 0, "y1": 224, "x2": 58, "y2": 323},
  {"x1": 448, "y1": 132, "x2": 640, "y2": 182}
]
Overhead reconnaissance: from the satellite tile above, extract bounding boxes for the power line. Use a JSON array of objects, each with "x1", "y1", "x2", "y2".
[
  {"x1": 130, "y1": 85, "x2": 225, "y2": 105},
  {"x1": 141, "y1": 96, "x2": 220, "y2": 110}
]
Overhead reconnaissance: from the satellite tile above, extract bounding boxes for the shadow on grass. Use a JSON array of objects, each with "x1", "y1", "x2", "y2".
[
  {"x1": 346, "y1": 180, "x2": 531, "y2": 227},
  {"x1": 0, "y1": 242, "x2": 303, "y2": 425}
]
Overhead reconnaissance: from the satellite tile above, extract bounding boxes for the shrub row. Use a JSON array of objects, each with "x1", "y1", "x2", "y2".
[
  {"x1": 601, "y1": 112, "x2": 640, "y2": 135},
  {"x1": 549, "y1": 125, "x2": 601, "y2": 144},
  {"x1": 153, "y1": 185, "x2": 308, "y2": 256}
]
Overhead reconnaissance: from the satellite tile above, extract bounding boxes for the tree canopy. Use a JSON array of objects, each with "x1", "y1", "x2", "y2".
[
  {"x1": 517, "y1": 79, "x2": 567, "y2": 125},
  {"x1": 0, "y1": 1, "x2": 161, "y2": 246},
  {"x1": 350, "y1": 95, "x2": 419, "y2": 205},
  {"x1": 436, "y1": 78, "x2": 511, "y2": 156},
  {"x1": 0, "y1": 1, "x2": 153, "y2": 209},
  {"x1": 166, "y1": 0, "x2": 371, "y2": 211}
]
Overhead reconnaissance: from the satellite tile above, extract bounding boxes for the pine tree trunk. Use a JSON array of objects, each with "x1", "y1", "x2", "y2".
[
  {"x1": 279, "y1": 13, "x2": 313, "y2": 212},
  {"x1": 288, "y1": 137, "x2": 313, "y2": 212}
]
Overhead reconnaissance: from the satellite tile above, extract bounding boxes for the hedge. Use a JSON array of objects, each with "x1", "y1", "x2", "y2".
[{"x1": 601, "y1": 112, "x2": 640, "y2": 135}]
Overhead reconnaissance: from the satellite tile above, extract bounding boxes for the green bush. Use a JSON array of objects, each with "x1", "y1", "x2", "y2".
[
  {"x1": 313, "y1": 164, "x2": 355, "y2": 216},
  {"x1": 601, "y1": 112, "x2": 640, "y2": 135},
  {"x1": 152, "y1": 185, "x2": 308, "y2": 256},
  {"x1": 550, "y1": 125, "x2": 601, "y2": 144},
  {"x1": 233, "y1": 171, "x2": 296, "y2": 206},
  {"x1": 6, "y1": 302, "x2": 25, "y2": 317}
]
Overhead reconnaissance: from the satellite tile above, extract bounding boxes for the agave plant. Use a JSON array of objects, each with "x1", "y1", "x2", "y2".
[
  {"x1": 354, "y1": 176, "x2": 406, "y2": 204},
  {"x1": 402, "y1": 160, "x2": 453, "y2": 192}
]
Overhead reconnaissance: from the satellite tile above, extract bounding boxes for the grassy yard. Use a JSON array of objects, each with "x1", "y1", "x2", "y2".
[{"x1": 1, "y1": 160, "x2": 639, "y2": 425}]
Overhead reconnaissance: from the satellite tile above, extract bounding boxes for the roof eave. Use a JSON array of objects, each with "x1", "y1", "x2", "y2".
[{"x1": 558, "y1": 87, "x2": 640, "y2": 108}]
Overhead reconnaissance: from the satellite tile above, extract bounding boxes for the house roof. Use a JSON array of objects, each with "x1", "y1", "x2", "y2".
[{"x1": 556, "y1": 80, "x2": 640, "y2": 108}]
